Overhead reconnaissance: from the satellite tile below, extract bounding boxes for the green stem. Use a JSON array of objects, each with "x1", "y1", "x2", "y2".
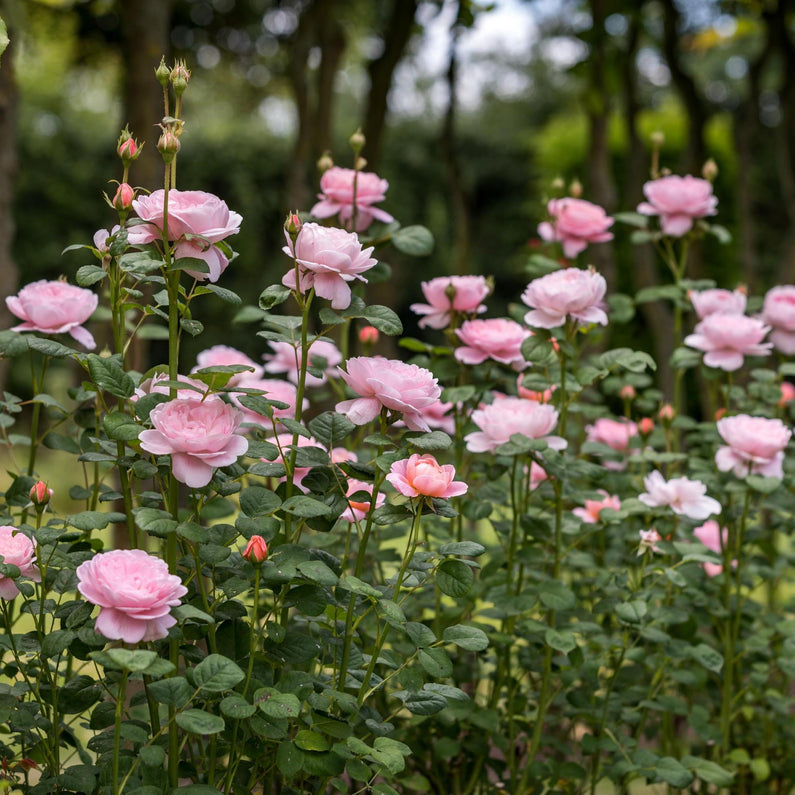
[{"x1": 113, "y1": 670, "x2": 129, "y2": 795}]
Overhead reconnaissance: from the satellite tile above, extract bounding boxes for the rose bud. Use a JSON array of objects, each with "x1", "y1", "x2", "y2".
[
  {"x1": 155, "y1": 57, "x2": 170, "y2": 87},
  {"x1": 779, "y1": 382, "x2": 795, "y2": 407},
  {"x1": 117, "y1": 128, "x2": 141, "y2": 164},
  {"x1": 658, "y1": 403, "x2": 675, "y2": 422},
  {"x1": 638, "y1": 418, "x2": 655, "y2": 436},
  {"x1": 113, "y1": 183, "x2": 134, "y2": 212},
  {"x1": 170, "y1": 61, "x2": 191, "y2": 95},
  {"x1": 359, "y1": 325, "x2": 379, "y2": 346},
  {"x1": 284, "y1": 212, "x2": 302, "y2": 240},
  {"x1": 29, "y1": 481, "x2": 52, "y2": 507},
  {"x1": 714, "y1": 407, "x2": 727, "y2": 421},
  {"x1": 157, "y1": 130, "x2": 181, "y2": 163},
  {"x1": 317, "y1": 151, "x2": 334, "y2": 172},
  {"x1": 620, "y1": 385, "x2": 636, "y2": 400},
  {"x1": 243, "y1": 535, "x2": 268, "y2": 564}
]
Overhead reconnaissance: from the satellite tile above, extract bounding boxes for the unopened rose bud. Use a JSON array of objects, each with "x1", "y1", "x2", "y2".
[
  {"x1": 349, "y1": 128, "x2": 366, "y2": 152},
  {"x1": 650, "y1": 131, "x2": 665, "y2": 147},
  {"x1": 702, "y1": 158, "x2": 718, "y2": 182},
  {"x1": 714, "y1": 407, "x2": 727, "y2": 421},
  {"x1": 620, "y1": 385, "x2": 636, "y2": 400},
  {"x1": 569, "y1": 179, "x2": 583, "y2": 198},
  {"x1": 170, "y1": 61, "x2": 191, "y2": 96},
  {"x1": 242, "y1": 535, "x2": 268, "y2": 564},
  {"x1": 29, "y1": 481, "x2": 52, "y2": 507},
  {"x1": 157, "y1": 129, "x2": 181, "y2": 163},
  {"x1": 113, "y1": 183, "x2": 134, "y2": 212},
  {"x1": 658, "y1": 403, "x2": 675, "y2": 422},
  {"x1": 117, "y1": 127, "x2": 141, "y2": 165},
  {"x1": 779, "y1": 382, "x2": 795, "y2": 407},
  {"x1": 284, "y1": 212, "x2": 302, "y2": 240},
  {"x1": 550, "y1": 177, "x2": 565, "y2": 192},
  {"x1": 355, "y1": 156, "x2": 367, "y2": 171},
  {"x1": 317, "y1": 151, "x2": 334, "y2": 172},
  {"x1": 155, "y1": 57, "x2": 170, "y2": 87},
  {"x1": 638, "y1": 417, "x2": 655, "y2": 436},
  {"x1": 359, "y1": 325, "x2": 379, "y2": 345}
]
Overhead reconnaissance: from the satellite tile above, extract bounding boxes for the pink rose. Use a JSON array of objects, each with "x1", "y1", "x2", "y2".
[
  {"x1": 415, "y1": 400, "x2": 456, "y2": 434},
  {"x1": 538, "y1": 198, "x2": 614, "y2": 259},
  {"x1": 684, "y1": 314, "x2": 772, "y2": 371},
  {"x1": 133, "y1": 372, "x2": 211, "y2": 402},
  {"x1": 311, "y1": 166, "x2": 394, "y2": 232},
  {"x1": 331, "y1": 447, "x2": 358, "y2": 465},
  {"x1": 282, "y1": 223, "x2": 377, "y2": 310},
  {"x1": 638, "y1": 471, "x2": 721, "y2": 520},
  {"x1": 341, "y1": 478, "x2": 386, "y2": 522},
  {"x1": 780, "y1": 382, "x2": 795, "y2": 407},
  {"x1": 76, "y1": 549, "x2": 187, "y2": 643},
  {"x1": 93, "y1": 225, "x2": 120, "y2": 253},
  {"x1": 465, "y1": 397, "x2": 566, "y2": 454},
  {"x1": 410, "y1": 275, "x2": 490, "y2": 330},
  {"x1": 637, "y1": 175, "x2": 718, "y2": 236},
  {"x1": 263, "y1": 339, "x2": 342, "y2": 387},
  {"x1": 689, "y1": 288, "x2": 746, "y2": 319},
  {"x1": 529, "y1": 461, "x2": 548, "y2": 490},
  {"x1": 573, "y1": 492, "x2": 621, "y2": 524},
  {"x1": 586, "y1": 418, "x2": 638, "y2": 453},
  {"x1": 270, "y1": 433, "x2": 324, "y2": 492},
  {"x1": 386, "y1": 454, "x2": 468, "y2": 499},
  {"x1": 174, "y1": 239, "x2": 231, "y2": 283},
  {"x1": 638, "y1": 529, "x2": 662, "y2": 555},
  {"x1": 760, "y1": 285, "x2": 795, "y2": 354},
  {"x1": 192, "y1": 345, "x2": 263, "y2": 386},
  {"x1": 522, "y1": 267, "x2": 607, "y2": 329},
  {"x1": 715, "y1": 414, "x2": 791, "y2": 479},
  {"x1": 454, "y1": 318, "x2": 531, "y2": 369},
  {"x1": 6, "y1": 279, "x2": 98, "y2": 350},
  {"x1": 692, "y1": 520, "x2": 735, "y2": 577},
  {"x1": 0, "y1": 527, "x2": 40, "y2": 600},
  {"x1": 139, "y1": 399, "x2": 248, "y2": 488},
  {"x1": 231, "y1": 378, "x2": 306, "y2": 424},
  {"x1": 336, "y1": 356, "x2": 442, "y2": 432}
]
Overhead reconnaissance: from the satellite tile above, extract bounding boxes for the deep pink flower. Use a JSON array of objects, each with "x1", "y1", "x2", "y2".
[
  {"x1": 311, "y1": 167, "x2": 394, "y2": 231},
  {"x1": 538, "y1": 198, "x2": 614, "y2": 258},
  {"x1": 689, "y1": 288, "x2": 746, "y2": 319},
  {"x1": 231, "y1": 378, "x2": 306, "y2": 424},
  {"x1": 586, "y1": 418, "x2": 638, "y2": 454},
  {"x1": 637, "y1": 175, "x2": 718, "y2": 236},
  {"x1": 263, "y1": 339, "x2": 342, "y2": 387},
  {"x1": 341, "y1": 478, "x2": 386, "y2": 522},
  {"x1": 454, "y1": 318, "x2": 531, "y2": 369},
  {"x1": 192, "y1": 345, "x2": 263, "y2": 386},
  {"x1": 76, "y1": 549, "x2": 187, "y2": 643},
  {"x1": 573, "y1": 492, "x2": 621, "y2": 524},
  {"x1": 0, "y1": 527, "x2": 40, "y2": 600},
  {"x1": 684, "y1": 314, "x2": 772, "y2": 371},
  {"x1": 133, "y1": 372, "x2": 211, "y2": 403},
  {"x1": 242, "y1": 535, "x2": 268, "y2": 564},
  {"x1": 410, "y1": 275, "x2": 490, "y2": 330},
  {"x1": 639, "y1": 471, "x2": 721, "y2": 520},
  {"x1": 282, "y1": 223, "x2": 377, "y2": 310},
  {"x1": 761, "y1": 285, "x2": 795, "y2": 354},
  {"x1": 522, "y1": 267, "x2": 607, "y2": 329},
  {"x1": 715, "y1": 414, "x2": 791, "y2": 479},
  {"x1": 6, "y1": 280, "x2": 98, "y2": 350},
  {"x1": 386, "y1": 454, "x2": 468, "y2": 499},
  {"x1": 139, "y1": 399, "x2": 248, "y2": 488},
  {"x1": 336, "y1": 356, "x2": 441, "y2": 432},
  {"x1": 465, "y1": 397, "x2": 566, "y2": 454}
]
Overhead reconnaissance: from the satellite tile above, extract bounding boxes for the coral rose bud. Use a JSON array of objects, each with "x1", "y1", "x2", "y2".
[
  {"x1": 714, "y1": 407, "x2": 727, "y2": 421},
  {"x1": 620, "y1": 385, "x2": 636, "y2": 400},
  {"x1": 638, "y1": 417, "x2": 655, "y2": 436},
  {"x1": 157, "y1": 130, "x2": 181, "y2": 163},
  {"x1": 550, "y1": 177, "x2": 565, "y2": 192},
  {"x1": 113, "y1": 183, "x2": 134, "y2": 212},
  {"x1": 658, "y1": 404, "x2": 675, "y2": 422},
  {"x1": 242, "y1": 535, "x2": 268, "y2": 564},
  {"x1": 359, "y1": 325, "x2": 379, "y2": 345},
  {"x1": 779, "y1": 382, "x2": 795, "y2": 407},
  {"x1": 117, "y1": 128, "x2": 140, "y2": 164},
  {"x1": 284, "y1": 212, "x2": 302, "y2": 240},
  {"x1": 170, "y1": 61, "x2": 191, "y2": 95},
  {"x1": 29, "y1": 481, "x2": 52, "y2": 507}
]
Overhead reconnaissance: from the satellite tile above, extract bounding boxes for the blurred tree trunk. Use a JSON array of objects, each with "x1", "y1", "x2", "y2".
[{"x1": 362, "y1": 0, "x2": 419, "y2": 171}]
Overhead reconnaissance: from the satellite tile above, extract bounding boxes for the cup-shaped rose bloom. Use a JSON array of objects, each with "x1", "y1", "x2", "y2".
[
  {"x1": 231, "y1": 378, "x2": 306, "y2": 424},
  {"x1": 336, "y1": 356, "x2": 442, "y2": 432},
  {"x1": 586, "y1": 418, "x2": 638, "y2": 453},
  {"x1": 76, "y1": 549, "x2": 187, "y2": 643},
  {"x1": 538, "y1": 198, "x2": 614, "y2": 258},
  {"x1": 684, "y1": 314, "x2": 772, "y2": 371},
  {"x1": 387, "y1": 454, "x2": 468, "y2": 500},
  {"x1": 341, "y1": 478, "x2": 386, "y2": 522},
  {"x1": 639, "y1": 471, "x2": 721, "y2": 520},
  {"x1": 715, "y1": 414, "x2": 791, "y2": 479},
  {"x1": 133, "y1": 372, "x2": 211, "y2": 403},
  {"x1": 263, "y1": 339, "x2": 342, "y2": 387},
  {"x1": 454, "y1": 318, "x2": 531, "y2": 369},
  {"x1": 311, "y1": 167, "x2": 394, "y2": 232},
  {"x1": 139, "y1": 399, "x2": 248, "y2": 488},
  {"x1": 522, "y1": 267, "x2": 607, "y2": 329},
  {"x1": 637, "y1": 175, "x2": 718, "y2": 236},
  {"x1": 282, "y1": 223, "x2": 377, "y2": 310},
  {"x1": 689, "y1": 288, "x2": 747, "y2": 319},
  {"x1": 760, "y1": 285, "x2": 795, "y2": 354},
  {"x1": 465, "y1": 397, "x2": 566, "y2": 454},
  {"x1": 192, "y1": 345, "x2": 263, "y2": 385},
  {"x1": 0, "y1": 527, "x2": 40, "y2": 600},
  {"x1": 6, "y1": 280, "x2": 98, "y2": 350},
  {"x1": 573, "y1": 492, "x2": 621, "y2": 524},
  {"x1": 410, "y1": 275, "x2": 490, "y2": 330}
]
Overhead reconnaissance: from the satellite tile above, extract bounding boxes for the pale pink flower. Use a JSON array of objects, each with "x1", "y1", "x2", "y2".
[
  {"x1": 689, "y1": 288, "x2": 746, "y2": 319},
  {"x1": 586, "y1": 418, "x2": 638, "y2": 454},
  {"x1": 410, "y1": 275, "x2": 490, "y2": 330},
  {"x1": 263, "y1": 339, "x2": 342, "y2": 387},
  {"x1": 311, "y1": 166, "x2": 394, "y2": 232},
  {"x1": 573, "y1": 492, "x2": 621, "y2": 524},
  {"x1": 0, "y1": 527, "x2": 40, "y2": 600},
  {"x1": 637, "y1": 175, "x2": 718, "y2": 236},
  {"x1": 416, "y1": 400, "x2": 456, "y2": 434},
  {"x1": 6, "y1": 280, "x2": 98, "y2": 350},
  {"x1": 760, "y1": 285, "x2": 795, "y2": 354},
  {"x1": 93, "y1": 225, "x2": 120, "y2": 253},
  {"x1": 465, "y1": 397, "x2": 566, "y2": 454},
  {"x1": 386, "y1": 454, "x2": 468, "y2": 499},
  {"x1": 693, "y1": 520, "x2": 735, "y2": 577},
  {"x1": 192, "y1": 345, "x2": 263, "y2": 386},
  {"x1": 638, "y1": 529, "x2": 662, "y2": 555},
  {"x1": 133, "y1": 372, "x2": 211, "y2": 402},
  {"x1": 139, "y1": 399, "x2": 248, "y2": 488},
  {"x1": 174, "y1": 239, "x2": 230, "y2": 282},
  {"x1": 331, "y1": 448, "x2": 358, "y2": 465},
  {"x1": 684, "y1": 314, "x2": 772, "y2": 371},
  {"x1": 282, "y1": 222, "x2": 377, "y2": 310},
  {"x1": 529, "y1": 461, "x2": 548, "y2": 490},
  {"x1": 336, "y1": 356, "x2": 441, "y2": 432},
  {"x1": 76, "y1": 549, "x2": 187, "y2": 643},
  {"x1": 271, "y1": 433, "x2": 324, "y2": 492},
  {"x1": 639, "y1": 471, "x2": 721, "y2": 520},
  {"x1": 231, "y1": 378, "x2": 306, "y2": 425},
  {"x1": 538, "y1": 197, "x2": 614, "y2": 258},
  {"x1": 715, "y1": 414, "x2": 791, "y2": 479},
  {"x1": 454, "y1": 318, "x2": 530, "y2": 369},
  {"x1": 522, "y1": 267, "x2": 607, "y2": 329},
  {"x1": 341, "y1": 478, "x2": 386, "y2": 522}
]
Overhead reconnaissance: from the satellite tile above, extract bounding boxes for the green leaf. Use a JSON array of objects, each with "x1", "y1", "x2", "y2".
[
  {"x1": 442, "y1": 625, "x2": 489, "y2": 651},
  {"x1": 41, "y1": 630, "x2": 75, "y2": 658},
  {"x1": 277, "y1": 741, "x2": 304, "y2": 777},
  {"x1": 670, "y1": 346, "x2": 703, "y2": 370},
  {"x1": 139, "y1": 746, "x2": 165, "y2": 767},
  {"x1": 281, "y1": 495, "x2": 333, "y2": 518},
  {"x1": 682, "y1": 756, "x2": 734, "y2": 786},
  {"x1": 406, "y1": 622, "x2": 436, "y2": 648},
  {"x1": 0, "y1": 18, "x2": 8, "y2": 64},
  {"x1": 338, "y1": 575, "x2": 381, "y2": 598},
  {"x1": 391, "y1": 225, "x2": 434, "y2": 256},
  {"x1": 308, "y1": 411, "x2": 356, "y2": 447},
  {"x1": 172, "y1": 604, "x2": 214, "y2": 625},
  {"x1": 295, "y1": 729, "x2": 331, "y2": 752},
  {"x1": 146, "y1": 676, "x2": 191, "y2": 707},
  {"x1": 746, "y1": 475, "x2": 782, "y2": 494},
  {"x1": 180, "y1": 318, "x2": 204, "y2": 336},
  {"x1": 76, "y1": 265, "x2": 107, "y2": 286},
  {"x1": 355, "y1": 305, "x2": 403, "y2": 336},
  {"x1": 193, "y1": 654, "x2": 246, "y2": 692},
  {"x1": 689, "y1": 643, "x2": 723, "y2": 672},
  {"x1": 204, "y1": 284, "x2": 242, "y2": 304},
  {"x1": 635, "y1": 284, "x2": 683, "y2": 304},
  {"x1": 418, "y1": 647, "x2": 453, "y2": 678},
  {"x1": 92, "y1": 649, "x2": 157, "y2": 672},
  {"x1": 134, "y1": 507, "x2": 178, "y2": 538},
  {"x1": 439, "y1": 541, "x2": 486, "y2": 557},
  {"x1": 255, "y1": 688, "x2": 301, "y2": 719},
  {"x1": 86, "y1": 354, "x2": 135, "y2": 398},
  {"x1": 377, "y1": 599, "x2": 406, "y2": 629},
  {"x1": 67, "y1": 511, "x2": 124, "y2": 531},
  {"x1": 406, "y1": 431, "x2": 452, "y2": 451},
  {"x1": 239, "y1": 486, "x2": 281, "y2": 517},
  {"x1": 436, "y1": 559, "x2": 474, "y2": 597},
  {"x1": 613, "y1": 211, "x2": 648, "y2": 228},
  {"x1": 176, "y1": 709, "x2": 225, "y2": 735},
  {"x1": 653, "y1": 757, "x2": 694, "y2": 788},
  {"x1": 27, "y1": 336, "x2": 77, "y2": 358},
  {"x1": 104, "y1": 411, "x2": 144, "y2": 441},
  {"x1": 537, "y1": 581, "x2": 575, "y2": 611},
  {"x1": 297, "y1": 560, "x2": 339, "y2": 586},
  {"x1": 545, "y1": 629, "x2": 576, "y2": 654},
  {"x1": 615, "y1": 600, "x2": 648, "y2": 624},
  {"x1": 259, "y1": 284, "x2": 291, "y2": 310},
  {"x1": 401, "y1": 690, "x2": 447, "y2": 716},
  {"x1": 169, "y1": 256, "x2": 210, "y2": 273},
  {"x1": 220, "y1": 694, "x2": 256, "y2": 719}
]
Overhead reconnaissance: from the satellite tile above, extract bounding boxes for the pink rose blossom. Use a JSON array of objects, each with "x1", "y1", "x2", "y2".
[
  {"x1": 270, "y1": 433, "x2": 324, "y2": 492},
  {"x1": 410, "y1": 275, "x2": 490, "y2": 330},
  {"x1": 139, "y1": 399, "x2": 248, "y2": 488},
  {"x1": 133, "y1": 372, "x2": 211, "y2": 402},
  {"x1": 386, "y1": 454, "x2": 468, "y2": 499},
  {"x1": 689, "y1": 288, "x2": 746, "y2": 319},
  {"x1": 263, "y1": 339, "x2": 342, "y2": 387},
  {"x1": 174, "y1": 239, "x2": 230, "y2": 282},
  {"x1": 311, "y1": 166, "x2": 394, "y2": 232},
  {"x1": 465, "y1": 397, "x2": 566, "y2": 454},
  {"x1": 331, "y1": 447, "x2": 358, "y2": 465},
  {"x1": 454, "y1": 318, "x2": 531, "y2": 369},
  {"x1": 529, "y1": 461, "x2": 548, "y2": 490},
  {"x1": 76, "y1": 549, "x2": 187, "y2": 643},
  {"x1": 715, "y1": 414, "x2": 791, "y2": 479},
  {"x1": 416, "y1": 400, "x2": 456, "y2": 434},
  {"x1": 586, "y1": 418, "x2": 639, "y2": 454},
  {"x1": 282, "y1": 222, "x2": 377, "y2": 310},
  {"x1": 760, "y1": 285, "x2": 795, "y2": 354},
  {"x1": 0, "y1": 527, "x2": 40, "y2": 600},
  {"x1": 192, "y1": 345, "x2": 263, "y2": 386},
  {"x1": 573, "y1": 492, "x2": 621, "y2": 524},
  {"x1": 638, "y1": 529, "x2": 662, "y2": 555},
  {"x1": 637, "y1": 175, "x2": 718, "y2": 236},
  {"x1": 538, "y1": 198, "x2": 614, "y2": 258},
  {"x1": 6, "y1": 279, "x2": 98, "y2": 350},
  {"x1": 336, "y1": 356, "x2": 442, "y2": 432},
  {"x1": 341, "y1": 478, "x2": 386, "y2": 522},
  {"x1": 684, "y1": 314, "x2": 772, "y2": 371},
  {"x1": 638, "y1": 471, "x2": 721, "y2": 520},
  {"x1": 231, "y1": 378, "x2": 306, "y2": 424},
  {"x1": 693, "y1": 520, "x2": 734, "y2": 577},
  {"x1": 522, "y1": 267, "x2": 607, "y2": 329},
  {"x1": 93, "y1": 225, "x2": 120, "y2": 253}
]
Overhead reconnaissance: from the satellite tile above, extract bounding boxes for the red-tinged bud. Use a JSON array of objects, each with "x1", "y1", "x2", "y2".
[
  {"x1": 658, "y1": 403, "x2": 675, "y2": 422},
  {"x1": 243, "y1": 535, "x2": 268, "y2": 564},
  {"x1": 118, "y1": 138, "x2": 138, "y2": 161},
  {"x1": 638, "y1": 417, "x2": 655, "y2": 436},
  {"x1": 779, "y1": 382, "x2": 795, "y2": 407},
  {"x1": 29, "y1": 481, "x2": 52, "y2": 507},
  {"x1": 157, "y1": 130, "x2": 181, "y2": 163},
  {"x1": 714, "y1": 407, "x2": 727, "y2": 421},
  {"x1": 284, "y1": 212, "x2": 302, "y2": 240},
  {"x1": 620, "y1": 385, "x2": 636, "y2": 400},
  {"x1": 317, "y1": 152, "x2": 334, "y2": 172},
  {"x1": 113, "y1": 183, "x2": 134, "y2": 211},
  {"x1": 359, "y1": 325, "x2": 379, "y2": 345},
  {"x1": 170, "y1": 61, "x2": 191, "y2": 96}
]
